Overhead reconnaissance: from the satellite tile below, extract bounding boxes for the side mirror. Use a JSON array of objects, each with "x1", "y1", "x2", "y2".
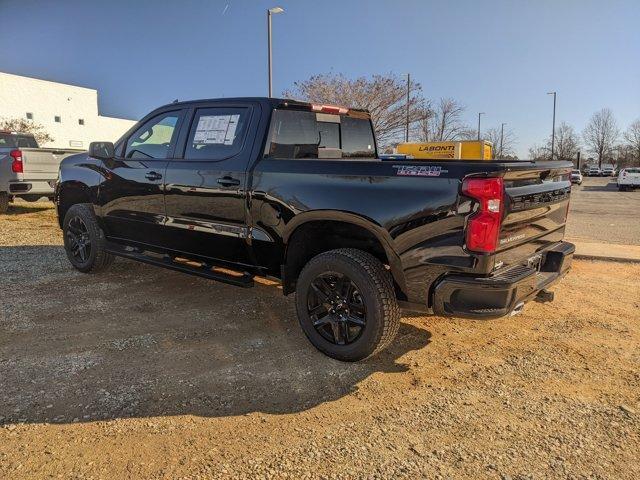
[{"x1": 89, "y1": 141, "x2": 115, "y2": 160}]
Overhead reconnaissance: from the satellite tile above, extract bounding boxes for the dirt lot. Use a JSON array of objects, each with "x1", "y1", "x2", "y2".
[{"x1": 1, "y1": 202, "x2": 639, "y2": 479}]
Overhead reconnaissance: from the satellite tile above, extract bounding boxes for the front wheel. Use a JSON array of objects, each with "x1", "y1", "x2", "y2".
[
  {"x1": 295, "y1": 248, "x2": 400, "y2": 361},
  {"x1": 63, "y1": 204, "x2": 114, "y2": 273}
]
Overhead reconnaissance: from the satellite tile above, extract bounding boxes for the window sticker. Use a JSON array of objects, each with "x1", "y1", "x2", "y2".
[
  {"x1": 224, "y1": 114, "x2": 239, "y2": 145},
  {"x1": 193, "y1": 114, "x2": 240, "y2": 145}
]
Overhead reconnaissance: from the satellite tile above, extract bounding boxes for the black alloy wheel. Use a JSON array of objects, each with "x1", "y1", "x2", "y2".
[
  {"x1": 66, "y1": 216, "x2": 92, "y2": 263},
  {"x1": 307, "y1": 272, "x2": 367, "y2": 345}
]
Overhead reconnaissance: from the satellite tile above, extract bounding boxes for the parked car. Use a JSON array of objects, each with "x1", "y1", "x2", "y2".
[
  {"x1": 55, "y1": 97, "x2": 575, "y2": 361},
  {"x1": 0, "y1": 131, "x2": 81, "y2": 213},
  {"x1": 586, "y1": 166, "x2": 601, "y2": 177},
  {"x1": 601, "y1": 165, "x2": 616, "y2": 177},
  {"x1": 617, "y1": 167, "x2": 640, "y2": 191},
  {"x1": 570, "y1": 169, "x2": 583, "y2": 185}
]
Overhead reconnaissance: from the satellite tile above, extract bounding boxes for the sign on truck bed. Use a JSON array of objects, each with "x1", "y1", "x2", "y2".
[{"x1": 397, "y1": 140, "x2": 493, "y2": 160}]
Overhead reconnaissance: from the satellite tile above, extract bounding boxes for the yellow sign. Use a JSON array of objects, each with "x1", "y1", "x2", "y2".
[{"x1": 397, "y1": 141, "x2": 493, "y2": 160}]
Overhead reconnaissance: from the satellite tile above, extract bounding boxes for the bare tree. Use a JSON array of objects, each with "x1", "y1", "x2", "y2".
[
  {"x1": 551, "y1": 122, "x2": 580, "y2": 161},
  {"x1": 283, "y1": 73, "x2": 428, "y2": 146},
  {"x1": 483, "y1": 126, "x2": 517, "y2": 159},
  {"x1": 0, "y1": 117, "x2": 54, "y2": 145},
  {"x1": 582, "y1": 108, "x2": 619, "y2": 168},
  {"x1": 528, "y1": 143, "x2": 549, "y2": 161},
  {"x1": 623, "y1": 119, "x2": 640, "y2": 164},
  {"x1": 417, "y1": 98, "x2": 473, "y2": 142}
]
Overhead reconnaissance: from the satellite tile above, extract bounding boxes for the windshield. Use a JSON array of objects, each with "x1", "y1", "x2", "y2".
[
  {"x1": 0, "y1": 133, "x2": 38, "y2": 148},
  {"x1": 265, "y1": 109, "x2": 376, "y2": 159}
]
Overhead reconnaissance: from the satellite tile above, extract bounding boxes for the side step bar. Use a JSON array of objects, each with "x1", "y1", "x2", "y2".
[{"x1": 106, "y1": 244, "x2": 254, "y2": 288}]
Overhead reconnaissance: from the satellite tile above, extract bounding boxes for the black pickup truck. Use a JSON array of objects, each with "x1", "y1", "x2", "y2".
[{"x1": 55, "y1": 97, "x2": 574, "y2": 361}]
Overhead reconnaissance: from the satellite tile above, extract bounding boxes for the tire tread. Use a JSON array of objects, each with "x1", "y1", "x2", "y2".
[
  {"x1": 63, "y1": 204, "x2": 114, "y2": 273},
  {"x1": 296, "y1": 248, "x2": 400, "y2": 361}
]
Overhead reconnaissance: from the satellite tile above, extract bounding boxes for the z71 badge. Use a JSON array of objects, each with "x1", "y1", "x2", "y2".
[{"x1": 393, "y1": 165, "x2": 448, "y2": 177}]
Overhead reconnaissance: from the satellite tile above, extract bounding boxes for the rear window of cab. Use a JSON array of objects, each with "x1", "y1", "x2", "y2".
[
  {"x1": 0, "y1": 134, "x2": 38, "y2": 148},
  {"x1": 265, "y1": 109, "x2": 376, "y2": 160}
]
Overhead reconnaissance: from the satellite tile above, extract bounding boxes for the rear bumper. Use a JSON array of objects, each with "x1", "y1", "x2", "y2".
[
  {"x1": 8, "y1": 180, "x2": 55, "y2": 196},
  {"x1": 431, "y1": 242, "x2": 574, "y2": 319}
]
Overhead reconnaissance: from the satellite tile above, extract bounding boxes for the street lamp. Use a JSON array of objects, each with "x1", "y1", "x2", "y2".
[
  {"x1": 267, "y1": 7, "x2": 285, "y2": 98},
  {"x1": 547, "y1": 91, "x2": 556, "y2": 160},
  {"x1": 477, "y1": 112, "x2": 485, "y2": 141},
  {"x1": 405, "y1": 73, "x2": 410, "y2": 142},
  {"x1": 500, "y1": 122, "x2": 507, "y2": 158}
]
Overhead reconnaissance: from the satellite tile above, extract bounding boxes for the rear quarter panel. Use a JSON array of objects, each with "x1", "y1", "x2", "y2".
[{"x1": 249, "y1": 159, "x2": 507, "y2": 302}]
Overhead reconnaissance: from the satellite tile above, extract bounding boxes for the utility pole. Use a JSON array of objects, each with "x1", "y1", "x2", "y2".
[
  {"x1": 547, "y1": 91, "x2": 557, "y2": 160},
  {"x1": 500, "y1": 122, "x2": 506, "y2": 158},
  {"x1": 405, "y1": 73, "x2": 410, "y2": 142},
  {"x1": 267, "y1": 7, "x2": 284, "y2": 97},
  {"x1": 477, "y1": 112, "x2": 485, "y2": 141}
]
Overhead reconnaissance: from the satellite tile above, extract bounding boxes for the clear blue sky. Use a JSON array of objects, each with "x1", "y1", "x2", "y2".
[{"x1": 2, "y1": 0, "x2": 639, "y2": 157}]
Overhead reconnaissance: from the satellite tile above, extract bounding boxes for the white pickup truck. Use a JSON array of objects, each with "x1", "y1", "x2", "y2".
[
  {"x1": 0, "y1": 131, "x2": 82, "y2": 213},
  {"x1": 617, "y1": 167, "x2": 640, "y2": 191}
]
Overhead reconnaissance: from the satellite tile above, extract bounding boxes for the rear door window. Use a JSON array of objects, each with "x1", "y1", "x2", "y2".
[
  {"x1": 265, "y1": 109, "x2": 376, "y2": 159},
  {"x1": 183, "y1": 107, "x2": 250, "y2": 160}
]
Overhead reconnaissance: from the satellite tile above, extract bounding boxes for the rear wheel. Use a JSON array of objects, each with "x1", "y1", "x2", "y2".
[
  {"x1": 295, "y1": 248, "x2": 400, "y2": 361},
  {"x1": 0, "y1": 192, "x2": 8, "y2": 214},
  {"x1": 63, "y1": 204, "x2": 114, "y2": 273}
]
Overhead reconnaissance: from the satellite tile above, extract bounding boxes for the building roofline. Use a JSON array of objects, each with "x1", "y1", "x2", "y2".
[{"x1": 0, "y1": 70, "x2": 97, "y2": 92}]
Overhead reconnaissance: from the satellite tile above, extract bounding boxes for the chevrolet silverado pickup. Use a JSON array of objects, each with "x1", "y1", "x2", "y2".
[
  {"x1": 55, "y1": 97, "x2": 575, "y2": 361},
  {"x1": 0, "y1": 131, "x2": 81, "y2": 213}
]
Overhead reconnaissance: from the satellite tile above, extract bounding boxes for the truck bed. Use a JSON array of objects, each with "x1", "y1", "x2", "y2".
[{"x1": 1, "y1": 147, "x2": 82, "y2": 199}]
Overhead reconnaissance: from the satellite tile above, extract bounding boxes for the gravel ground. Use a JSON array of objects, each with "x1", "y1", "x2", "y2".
[
  {"x1": 565, "y1": 177, "x2": 640, "y2": 245},
  {"x1": 1, "y1": 201, "x2": 639, "y2": 479}
]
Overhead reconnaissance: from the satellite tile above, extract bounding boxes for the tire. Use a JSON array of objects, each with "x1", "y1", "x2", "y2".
[
  {"x1": 0, "y1": 192, "x2": 8, "y2": 214},
  {"x1": 295, "y1": 248, "x2": 400, "y2": 362},
  {"x1": 63, "y1": 204, "x2": 114, "y2": 273}
]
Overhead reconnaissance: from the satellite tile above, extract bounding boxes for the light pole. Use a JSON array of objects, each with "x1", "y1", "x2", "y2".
[
  {"x1": 477, "y1": 112, "x2": 484, "y2": 141},
  {"x1": 405, "y1": 73, "x2": 410, "y2": 142},
  {"x1": 267, "y1": 7, "x2": 284, "y2": 98},
  {"x1": 500, "y1": 122, "x2": 506, "y2": 158},
  {"x1": 547, "y1": 91, "x2": 556, "y2": 160}
]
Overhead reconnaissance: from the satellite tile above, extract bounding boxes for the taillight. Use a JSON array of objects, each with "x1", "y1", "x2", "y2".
[
  {"x1": 10, "y1": 149, "x2": 23, "y2": 173},
  {"x1": 462, "y1": 177, "x2": 504, "y2": 253}
]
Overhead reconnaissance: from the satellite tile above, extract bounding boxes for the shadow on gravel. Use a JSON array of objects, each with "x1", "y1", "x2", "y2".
[
  {"x1": 2, "y1": 204, "x2": 53, "y2": 216},
  {"x1": 0, "y1": 245, "x2": 432, "y2": 426},
  {"x1": 579, "y1": 182, "x2": 617, "y2": 192}
]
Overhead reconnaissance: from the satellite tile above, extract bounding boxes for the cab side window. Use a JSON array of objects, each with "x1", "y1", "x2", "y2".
[
  {"x1": 125, "y1": 112, "x2": 181, "y2": 159},
  {"x1": 184, "y1": 107, "x2": 250, "y2": 160}
]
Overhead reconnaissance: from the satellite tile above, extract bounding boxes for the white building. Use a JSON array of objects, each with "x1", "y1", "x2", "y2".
[{"x1": 0, "y1": 71, "x2": 136, "y2": 149}]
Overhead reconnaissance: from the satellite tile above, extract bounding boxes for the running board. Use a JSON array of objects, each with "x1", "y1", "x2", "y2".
[{"x1": 106, "y1": 244, "x2": 254, "y2": 288}]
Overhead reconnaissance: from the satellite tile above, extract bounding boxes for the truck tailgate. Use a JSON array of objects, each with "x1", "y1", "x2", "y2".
[
  {"x1": 497, "y1": 162, "x2": 572, "y2": 262},
  {"x1": 20, "y1": 148, "x2": 82, "y2": 180}
]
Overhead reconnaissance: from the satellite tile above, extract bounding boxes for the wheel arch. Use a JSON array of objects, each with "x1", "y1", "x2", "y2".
[
  {"x1": 55, "y1": 180, "x2": 96, "y2": 228},
  {"x1": 281, "y1": 211, "x2": 407, "y2": 299}
]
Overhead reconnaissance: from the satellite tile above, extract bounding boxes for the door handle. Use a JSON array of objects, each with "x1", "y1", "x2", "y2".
[
  {"x1": 217, "y1": 176, "x2": 241, "y2": 187},
  {"x1": 145, "y1": 171, "x2": 163, "y2": 181}
]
